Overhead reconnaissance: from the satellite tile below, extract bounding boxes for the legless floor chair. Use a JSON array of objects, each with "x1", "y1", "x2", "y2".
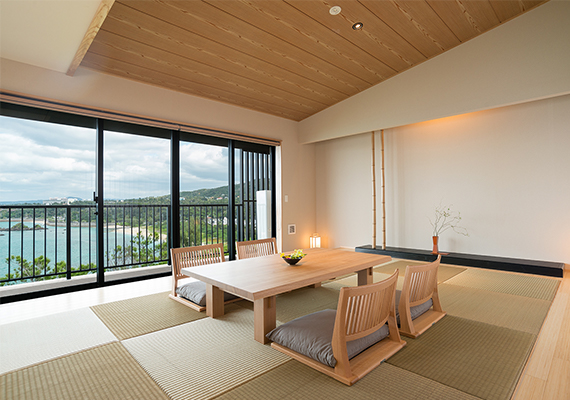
[
  {"x1": 236, "y1": 238, "x2": 277, "y2": 259},
  {"x1": 267, "y1": 270, "x2": 405, "y2": 386},
  {"x1": 169, "y1": 244, "x2": 240, "y2": 312},
  {"x1": 397, "y1": 255, "x2": 446, "y2": 338}
]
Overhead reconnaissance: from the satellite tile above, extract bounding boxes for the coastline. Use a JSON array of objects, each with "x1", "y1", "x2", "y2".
[
  {"x1": 0, "y1": 220, "x2": 168, "y2": 241},
  {"x1": 109, "y1": 225, "x2": 168, "y2": 241}
]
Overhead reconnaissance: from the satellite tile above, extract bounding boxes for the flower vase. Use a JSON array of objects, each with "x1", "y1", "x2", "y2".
[{"x1": 432, "y1": 236, "x2": 439, "y2": 254}]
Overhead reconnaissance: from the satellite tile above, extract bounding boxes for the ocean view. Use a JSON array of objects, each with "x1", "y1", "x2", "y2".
[{"x1": 0, "y1": 221, "x2": 133, "y2": 278}]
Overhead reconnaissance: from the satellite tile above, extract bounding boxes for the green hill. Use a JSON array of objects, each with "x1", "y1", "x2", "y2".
[{"x1": 101, "y1": 185, "x2": 232, "y2": 205}]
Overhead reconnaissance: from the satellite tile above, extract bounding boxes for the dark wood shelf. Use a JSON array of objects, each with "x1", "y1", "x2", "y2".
[{"x1": 355, "y1": 245, "x2": 564, "y2": 278}]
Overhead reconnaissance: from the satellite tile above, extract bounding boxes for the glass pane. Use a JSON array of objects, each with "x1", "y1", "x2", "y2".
[
  {"x1": 179, "y1": 142, "x2": 228, "y2": 249},
  {"x1": 234, "y1": 148, "x2": 273, "y2": 242},
  {"x1": 0, "y1": 115, "x2": 96, "y2": 285},
  {"x1": 103, "y1": 131, "x2": 170, "y2": 271}
]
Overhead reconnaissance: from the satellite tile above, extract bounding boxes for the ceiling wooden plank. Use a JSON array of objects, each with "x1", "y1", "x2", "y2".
[
  {"x1": 287, "y1": 0, "x2": 427, "y2": 71},
  {"x1": 360, "y1": 0, "x2": 461, "y2": 57},
  {"x1": 123, "y1": 0, "x2": 369, "y2": 96},
  {"x1": 81, "y1": 52, "x2": 311, "y2": 121},
  {"x1": 489, "y1": 0, "x2": 525, "y2": 21},
  {"x1": 67, "y1": 0, "x2": 115, "y2": 76},
  {"x1": 427, "y1": 0, "x2": 500, "y2": 42},
  {"x1": 490, "y1": 0, "x2": 549, "y2": 22},
  {"x1": 99, "y1": 2, "x2": 346, "y2": 106},
  {"x1": 521, "y1": 0, "x2": 548, "y2": 11},
  {"x1": 90, "y1": 30, "x2": 327, "y2": 115},
  {"x1": 205, "y1": 0, "x2": 396, "y2": 85},
  {"x1": 460, "y1": 0, "x2": 502, "y2": 30},
  {"x1": 77, "y1": 0, "x2": 544, "y2": 121}
]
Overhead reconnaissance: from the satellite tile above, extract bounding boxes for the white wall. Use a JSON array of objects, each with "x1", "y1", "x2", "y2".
[
  {"x1": 0, "y1": 59, "x2": 315, "y2": 252},
  {"x1": 316, "y1": 94, "x2": 570, "y2": 263},
  {"x1": 315, "y1": 133, "x2": 374, "y2": 249},
  {"x1": 299, "y1": 0, "x2": 570, "y2": 144}
]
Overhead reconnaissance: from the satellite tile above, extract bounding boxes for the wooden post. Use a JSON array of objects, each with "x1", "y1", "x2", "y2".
[
  {"x1": 381, "y1": 129, "x2": 386, "y2": 250},
  {"x1": 371, "y1": 132, "x2": 376, "y2": 249}
]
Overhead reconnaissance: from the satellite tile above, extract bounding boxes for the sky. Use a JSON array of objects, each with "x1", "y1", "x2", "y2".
[{"x1": 0, "y1": 115, "x2": 228, "y2": 203}]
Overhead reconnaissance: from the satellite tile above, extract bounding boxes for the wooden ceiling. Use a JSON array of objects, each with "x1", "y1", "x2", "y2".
[{"x1": 79, "y1": 0, "x2": 547, "y2": 121}]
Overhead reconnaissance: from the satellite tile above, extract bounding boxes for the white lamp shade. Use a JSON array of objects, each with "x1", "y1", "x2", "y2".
[{"x1": 310, "y1": 234, "x2": 321, "y2": 248}]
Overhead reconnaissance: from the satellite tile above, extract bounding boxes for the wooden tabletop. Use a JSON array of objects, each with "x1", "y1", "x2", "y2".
[{"x1": 181, "y1": 247, "x2": 392, "y2": 301}]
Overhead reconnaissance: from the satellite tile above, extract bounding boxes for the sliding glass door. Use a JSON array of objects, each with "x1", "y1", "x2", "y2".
[
  {"x1": 179, "y1": 139, "x2": 229, "y2": 251},
  {"x1": 102, "y1": 129, "x2": 170, "y2": 274},
  {"x1": 1, "y1": 101, "x2": 276, "y2": 292},
  {"x1": 0, "y1": 113, "x2": 97, "y2": 284},
  {"x1": 234, "y1": 143, "x2": 275, "y2": 243}
]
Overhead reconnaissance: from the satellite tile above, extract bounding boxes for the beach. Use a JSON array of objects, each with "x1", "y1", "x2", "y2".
[
  {"x1": 108, "y1": 225, "x2": 168, "y2": 241},
  {"x1": 0, "y1": 220, "x2": 168, "y2": 241}
]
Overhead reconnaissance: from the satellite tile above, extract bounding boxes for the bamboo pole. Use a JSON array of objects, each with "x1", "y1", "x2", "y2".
[
  {"x1": 381, "y1": 129, "x2": 386, "y2": 250},
  {"x1": 371, "y1": 132, "x2": 376, "y2": 249}
]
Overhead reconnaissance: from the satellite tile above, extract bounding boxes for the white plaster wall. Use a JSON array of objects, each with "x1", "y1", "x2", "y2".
[
  {"x1": 299, "y1": 0, "x2": 570, "y2": 144},
  {"x1": 0, "y1": 59, "x2": 315, "y2": 252},
  {"x1": 316, "y1": 94, "x2": 570, "y2": 263},
  {"x1": 315, "y1": 133, "x2": 373, "y2": 249}
]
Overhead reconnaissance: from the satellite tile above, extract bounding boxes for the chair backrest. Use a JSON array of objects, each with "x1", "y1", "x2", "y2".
[
  {"x1": 400, "y1": 255, "x2": 441, "y2": 307},
  {"x1": 333, "y1": 269, "x2": 399, "y2": 344},
  {"x1": 170, "y1": 243, "x2": 225, "y2": 280},
  {"x1": 236, "y1": 238, "x2": 277, "y2": 259}
]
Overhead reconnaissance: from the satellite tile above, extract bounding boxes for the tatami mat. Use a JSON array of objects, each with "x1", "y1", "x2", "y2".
[
  {"x1": 325, "y1": 272, "x2": 405, "y2": 290},
  {"x1": 90, "y1": 291, "x2": 208, "y2": 340},
  {"x1": 375, "y1": 260, "x2": 467, "y2": 283},
  {"x1": 0, "y1": 342, "x2": 169, "y2": 400},
  {"x1": 216, "y1": 360, "x2": 481, "y2": 400},
  {"x1": 2, "y1": 258, "x2": 561, "y2": 400},
  {"x1": 237, "y1": 285, "x2": 341, "y2": 323},
  {"x1": 236, "y1": 273, "x2": 402, "y2": 324},
  {"x1": 122, "y1": 306, "x2": 290, "y2": 400},
  {"x1": 0, "y1": 308, "x2": 117, "y2": 374},
  {"x1": 439, "y1": 283, "x2": 552, "y2": 334},
  {"x1": 388, "y1": 316, "x2": 536, "y2": 400},
  {"x1": 444, "y1": 268, "x2": 560, "y2": 301}
]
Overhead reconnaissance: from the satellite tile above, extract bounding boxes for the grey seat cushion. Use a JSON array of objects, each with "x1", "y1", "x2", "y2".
[
  {"x1": 176, "y1": 281, "x2": 239, "y2": 306},
  {"x1": 266, "y1": 309, "x2": 390, "y2": 368},
  {"x1": 395, "y1": 290, "x2": 433, "y2": 323}
]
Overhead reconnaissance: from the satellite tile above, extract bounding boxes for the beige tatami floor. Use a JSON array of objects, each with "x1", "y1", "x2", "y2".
[{"x1": 1, "y1": 262, "x2": 568, "y2": 399}]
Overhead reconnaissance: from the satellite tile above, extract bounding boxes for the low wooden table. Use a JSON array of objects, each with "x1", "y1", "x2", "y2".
[{"x1": 181, "y1": 248, "x2": 391, "y2": 343}]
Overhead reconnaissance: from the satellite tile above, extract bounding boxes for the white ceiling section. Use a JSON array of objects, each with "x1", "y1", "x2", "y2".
[{"x1": 0, "y1": 0, "x2": 101, "y2": 73}]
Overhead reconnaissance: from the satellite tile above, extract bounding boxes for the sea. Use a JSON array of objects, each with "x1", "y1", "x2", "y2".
[{"x1": 0, "y1": 221, "x2": 132, "y2": 278}]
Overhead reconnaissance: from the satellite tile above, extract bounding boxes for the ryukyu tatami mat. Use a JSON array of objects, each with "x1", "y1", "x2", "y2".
[
  {"x1": 237, "y1": 285, "x2": 342, "y2": 323},
  {"x1": 0, "y1": 342, "x2": 169, "y2": 400},
  {"x1": 90, "y1": 291, "x2": 208, "y2": 340},
  {"x1": 444, "y1": 268, "x2": 560, "y2": 301},
  {"x1": 0, "y1": 308, "x2": 117, "y2": 374},
  {"x1": 216, "y1": 360, "x2": 480, "y2": 400},
  {"x1": 237, "y1": 273, "x2": 400, "y2": 324},
  {"x1": 374, "y1": 260, "x2": 467, "y2": 283},
  {"x1": 387, "y1": 315, "x2": 536, "y2": 400},
  {"x1": 325, "y1": 271, "x2": 405, "y2": 289},
  {"x1": 439, "y1": 283, "x2": 552, "y2": 335},
  {"x1": 122, "y1": 306, "x2": 290, "y2": 400}
]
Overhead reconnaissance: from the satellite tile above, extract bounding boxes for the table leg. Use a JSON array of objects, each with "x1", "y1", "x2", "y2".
[
  {"x1": 254, "y1": 296, "x2": 276, "y2": 344},
  {"x1": 206, "y1": 284, "x2": 225, "y2": 318},
  {"x1": 357, "y1": 267, "x2": 373, "y2": 286}
]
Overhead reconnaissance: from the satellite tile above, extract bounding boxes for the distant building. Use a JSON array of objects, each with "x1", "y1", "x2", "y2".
[{"x1": 43, "y1": 197, "x2": 79, "y2": 205}]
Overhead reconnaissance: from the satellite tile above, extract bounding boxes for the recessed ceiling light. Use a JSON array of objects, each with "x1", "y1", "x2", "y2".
[
  {"x1": 329, "y1": 6, "x2": 341, "y2": 15},
  {"x1": 352, "y1": 22, "x2": 364, "y2": 30}
]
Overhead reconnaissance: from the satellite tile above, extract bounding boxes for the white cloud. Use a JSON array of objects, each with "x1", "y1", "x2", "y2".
[
  {"x1": 180, "y1": 142, "x2": 228, "y2": 190},
  {"x1": 0, "y1": 117, "x2": 231, "y2": 202}
]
